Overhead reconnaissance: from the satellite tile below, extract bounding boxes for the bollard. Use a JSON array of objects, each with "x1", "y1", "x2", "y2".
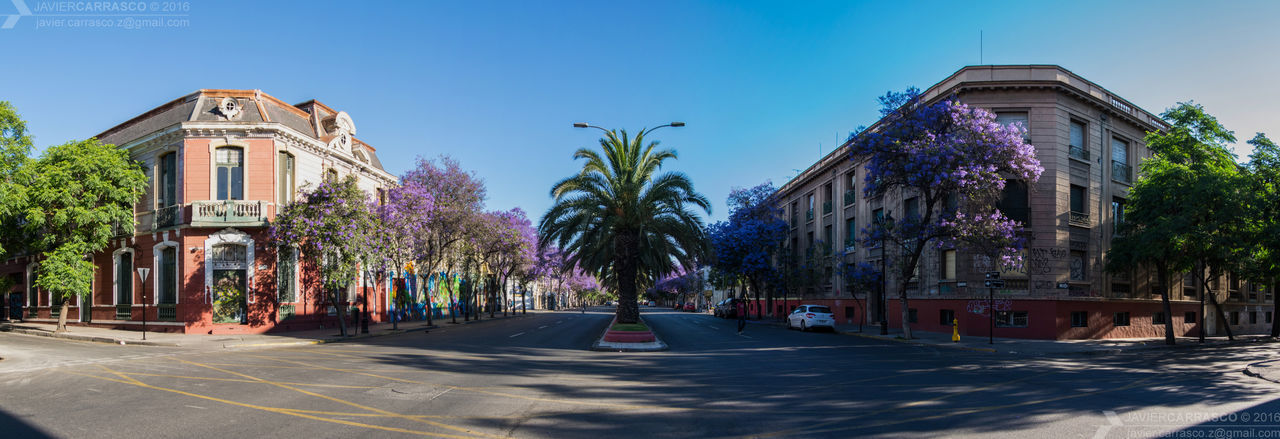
[{"x1": 952, "y1": 318, "x2": 960, "y2": 342}]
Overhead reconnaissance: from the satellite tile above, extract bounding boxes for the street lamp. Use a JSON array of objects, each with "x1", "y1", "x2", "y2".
[{"x1": 573, "y1": 121, "x2": 686, "y2": 137}]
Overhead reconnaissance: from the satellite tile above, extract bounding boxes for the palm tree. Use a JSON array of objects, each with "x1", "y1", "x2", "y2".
[{"x1": 539, "y1": 127, "x2": 709, "y2": 324}]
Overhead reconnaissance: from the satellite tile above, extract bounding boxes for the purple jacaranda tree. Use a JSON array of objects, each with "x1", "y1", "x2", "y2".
[
  {"x1": 531, "y1": 246, "x2": 567, "y2": 309},
  {"x1": 708, "y1": 182, "x2": 788, "y2": 319},
  {"x1": 272, "y1": 176, "x2": 378, "y2": 338},
  {"x1": 849, "y1": 88, "x2": 1043, "y2": 339},
  {"x1": 402, "y1": 155, "x2": 486, "y2": 324},
  {"x1": 486, "y1": 208, "x2": 537, "y2": 316},
  {"x1": 565, "y1": 266, "x2": 601, "y2": 307},
  {"x1": 369, "y1": 179, "x2": 435, "y2": 328}
]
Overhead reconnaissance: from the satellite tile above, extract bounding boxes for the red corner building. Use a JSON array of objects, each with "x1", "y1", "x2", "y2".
[{"x1": 3, "y1": 90, "x2": 397, "y2": 334}]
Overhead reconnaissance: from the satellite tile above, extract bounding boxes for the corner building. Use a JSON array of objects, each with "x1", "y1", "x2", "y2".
[
  {"x1": 3, "y1": 90, "x2": 397, "y2": 334},
  {"x1": 771, "y1": 65, "x2": 1270, "y2": 340}
]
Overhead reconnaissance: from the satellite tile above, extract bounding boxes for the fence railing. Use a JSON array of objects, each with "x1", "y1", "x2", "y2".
[
  {"x1": 1069, "y1": 145, "x2": 1090, "y2": 162},
  {"x1": 191, "y1": 200, "x2": 268, "y2": 225},
  {"x1": 154, "y1": 204, "x2": 182, "y2": 229},
  {"x1": 115, "y1": 304, "x2": 132, "y2": 320},
  {"x1": 157, "y1": 304, "x2": 176, "y2": 321},
  {"x1": 1112, "y1": 160, "x2": 1132, "y2": 183}
]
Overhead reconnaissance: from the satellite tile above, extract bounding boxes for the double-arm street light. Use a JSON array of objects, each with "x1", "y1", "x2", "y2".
[{"x1": 573, "y1": 121, "x2": 686, "y2": 137}]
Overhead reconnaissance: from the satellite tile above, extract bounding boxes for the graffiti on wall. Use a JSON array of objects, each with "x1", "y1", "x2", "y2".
[{"x1": 966, "y1": 299, "x2": 1012, "y2": 316}]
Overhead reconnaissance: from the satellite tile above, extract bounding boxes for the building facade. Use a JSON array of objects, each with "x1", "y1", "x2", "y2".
[
  {"x1": 768, "y1": 65, "x2": 1273, "y2": 340},
  {"x1": 2, "y1": 89, "x2": 397, "y2": 334}
]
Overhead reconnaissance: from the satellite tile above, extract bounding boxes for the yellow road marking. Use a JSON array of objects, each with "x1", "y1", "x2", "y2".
[
  {"x1": 68, "y1": 368, "x2": 482, "y2": 439},
  {"x1": 109, "y1": 372, "x2": 382, "y2": 389},
  {"x1": 173, "y1": 359, "x2": 504, "y2": 439}
]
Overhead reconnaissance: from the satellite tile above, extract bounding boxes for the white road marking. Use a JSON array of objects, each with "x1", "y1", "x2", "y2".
[
  {"x1": 509, "y1": 332, "x2": 525, "y2": 338},
  {"x1": 538, "y1": 326, "x2": 548, "y2": 329},
  {"x1": 185, "y1": 405, "x2": 206, "y2": 409}
]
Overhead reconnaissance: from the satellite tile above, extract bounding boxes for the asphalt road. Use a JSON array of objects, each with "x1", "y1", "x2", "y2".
[{"x1": 1, "y1": 308, "x2": 1278, "y2": 438}]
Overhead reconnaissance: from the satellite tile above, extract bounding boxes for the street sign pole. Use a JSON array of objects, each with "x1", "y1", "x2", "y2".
[
  {"x1": 984, "y1": 271, "x2": 1000, "y2": 345},
  {"x1": 137, "y1": 267, "x2": 150, "y2": 341}
]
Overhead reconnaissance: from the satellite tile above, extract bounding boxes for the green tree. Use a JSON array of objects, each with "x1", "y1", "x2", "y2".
[
  {"x1": 539, "y1": 128, "x2": 710, "y2": 324},
  {"x1": 271, "y1": 176, "x2": 376, "y2": 337},
  {"x1": 0, "y1": 101, "x2": 34, "y2": 257},
  {"x1": 20, "y1": 138, "x2": 147, "y2": 332},
  {"x1": 1108, "y1": 102, "x2": 1244, "y2": 343},
  {"x1": 1243, "y1": 134, "x2": 1280, "y2": 337}
]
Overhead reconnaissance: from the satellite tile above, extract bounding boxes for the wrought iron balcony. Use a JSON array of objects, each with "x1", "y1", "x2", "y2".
[
  {"x1": 111, "y1": 221, "x2": 132, "y2": 238},
  {"x1": 1112, "y1": 160, "x2": 1132, "y2": 183},
  {"x1": 191, "y1": 200, "x2": 269, "y2": 227},
  {"x1": 157, "y1": 304, "x2": 177, "y2": 321},
  {"x1": 822, "y1": 201, "x2": 832, "y2": 215},
  {"x1": 1069, "y1": 145, "x2": 1090, "y2": 162},
  {"x1": 1069, "y1": 211, "x2": 1091, "y2": 228},
  {"x1": 844, "y1": 190, "x2": 856, "y2": 206},
  {"x1": 153, "y1": 204, "x2": 182, "y2": 229}
]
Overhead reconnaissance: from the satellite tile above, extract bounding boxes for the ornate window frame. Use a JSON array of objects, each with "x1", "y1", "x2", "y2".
[
  {"x1": 204, "y1": 228, "x2": 255, "y2": 304},
  {"x1": 112, "y1": 247, "x2": 136, "y2": 306},
  {"x1": 152, "y1": 239, "x2": 181, "y2": 305}
]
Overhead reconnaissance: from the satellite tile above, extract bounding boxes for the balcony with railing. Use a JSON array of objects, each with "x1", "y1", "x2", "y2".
[
  {"x1": 115, "y1": 304, "x2": 132, "y2": 320},
  {"x1": 191, "y1": 200, "x2": 269, "y2": 227},
  {"x1": 1069, "y1": 211, "x2": 1091, "y2": 228},
  {"x1": 1112, "y1": 160, "x2": 1132, "y2": 184},
  {"x1": 822, "y1": 201, "x2": 832, "y2": 215},
  {"x1": 1069, "y1": 145, "x2": 1090, "y2": 162},
  {"x1": 153, "y1": 204, "x2": 182, "y2": 229},
  {"x1": 844, "y1": 190, "x2": 856, "y2": 206},
  {"x1": 111, "y1": 221, "x2": 132, "y2": 238}
]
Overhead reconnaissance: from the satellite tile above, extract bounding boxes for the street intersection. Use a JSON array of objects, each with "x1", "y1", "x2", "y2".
[{"x1": 1, "y1": 308, "x2": 1278, "y2": 438}]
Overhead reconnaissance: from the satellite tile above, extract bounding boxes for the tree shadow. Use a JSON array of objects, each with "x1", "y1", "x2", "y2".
[{"x1": 304, "y1": 313, "x2": 1279, "y2": 438}]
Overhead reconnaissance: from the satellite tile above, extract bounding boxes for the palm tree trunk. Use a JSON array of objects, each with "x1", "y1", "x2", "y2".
[{"x1": 614, "y1": 232, "x2": 641, "y2": 324}]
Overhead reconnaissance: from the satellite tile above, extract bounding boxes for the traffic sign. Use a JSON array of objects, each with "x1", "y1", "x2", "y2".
[
  {"x1": 984, "y1": 271, "x2": 1000, "y2": 280},
  {"x1": 984, "y1": 279, "x2": 1005, "y2": 288},
  {"x1": 137, "y1": 267, "x2": 150, "y2": 282}
]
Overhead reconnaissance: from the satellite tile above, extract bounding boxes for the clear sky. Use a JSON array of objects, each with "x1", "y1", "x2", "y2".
[{"x1": 2, "y1": 0, "x2": 1277, "y2": 223}]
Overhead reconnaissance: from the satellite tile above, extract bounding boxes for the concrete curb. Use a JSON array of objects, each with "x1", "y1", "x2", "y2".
[
  {"x1": 837, "y1": 330, "x2": 998, "y2": 353},
  {"x1": 1243, "y1": 359, "x2": 1280, "y2": 384},
  {"x1": 1, "y1": 313, "x2": 532, "y2": 349},
  {"x1": 1, "y1": 325, "x2": 181, "y2": 347},
  {"x1": 591, "y1": 316, "x2": 668, "y2": 352}
]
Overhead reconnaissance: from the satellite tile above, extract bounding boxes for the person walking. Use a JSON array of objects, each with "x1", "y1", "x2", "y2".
[{"x1": 736, "y1": 297, "x2": 746, "y2": 335}]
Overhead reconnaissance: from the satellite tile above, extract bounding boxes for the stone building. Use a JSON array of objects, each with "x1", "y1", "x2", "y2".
[
  {"x1": 2, "y1": 89, "x2": 397, "y2": 334},
  {"x1": 769, "y1": 65, "x2": 1271, "y2": 339}
]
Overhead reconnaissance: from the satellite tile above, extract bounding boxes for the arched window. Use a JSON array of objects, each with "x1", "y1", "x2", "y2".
[{"x1": 215, "y1": 147, "x2": 244, "y2": 200}]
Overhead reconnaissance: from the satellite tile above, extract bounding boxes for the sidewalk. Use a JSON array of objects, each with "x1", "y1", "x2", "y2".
[
  {"x1": 743, "y1": 318, "x2": 1275, "y2": 355},
  {"x1": 0, "y1": 311, "x2": 536, "y2": 350}
]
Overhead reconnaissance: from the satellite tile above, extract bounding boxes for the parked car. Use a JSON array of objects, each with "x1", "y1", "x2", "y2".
[
  {"x1": 647, "y1": 300, "x2": 656, "y2": 307},
  {"x1": 787, "y1": 305, "x2": 835, "y2": 331},
  {"x1": 673, "y1": 302, "x2": 683, "y2": 310},
  {"x1": 683, "y1": 302, "x2": 696, "y2": 312},
  {"x1": 714, "y1": 298, "x2": 738, "y2": 318}
]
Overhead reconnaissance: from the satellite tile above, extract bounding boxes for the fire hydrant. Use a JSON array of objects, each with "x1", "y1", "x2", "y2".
[{"x1": 952, "y1": 318, "x2": 960, "y2": 342}]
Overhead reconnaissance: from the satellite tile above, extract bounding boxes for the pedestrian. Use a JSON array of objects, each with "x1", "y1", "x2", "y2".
[{"x1": 736, "y1": 298, "x2": 746, "y2": 335}]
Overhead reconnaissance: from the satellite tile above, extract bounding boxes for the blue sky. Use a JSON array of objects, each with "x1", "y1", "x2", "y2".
[{"x1": 2, "y1": 0, "x2": 1277, "y2": 223}]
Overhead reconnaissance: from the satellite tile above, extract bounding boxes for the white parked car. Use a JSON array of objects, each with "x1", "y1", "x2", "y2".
[{"x1": 787, "y1": 305, "x2": 835, "y2": 331}]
